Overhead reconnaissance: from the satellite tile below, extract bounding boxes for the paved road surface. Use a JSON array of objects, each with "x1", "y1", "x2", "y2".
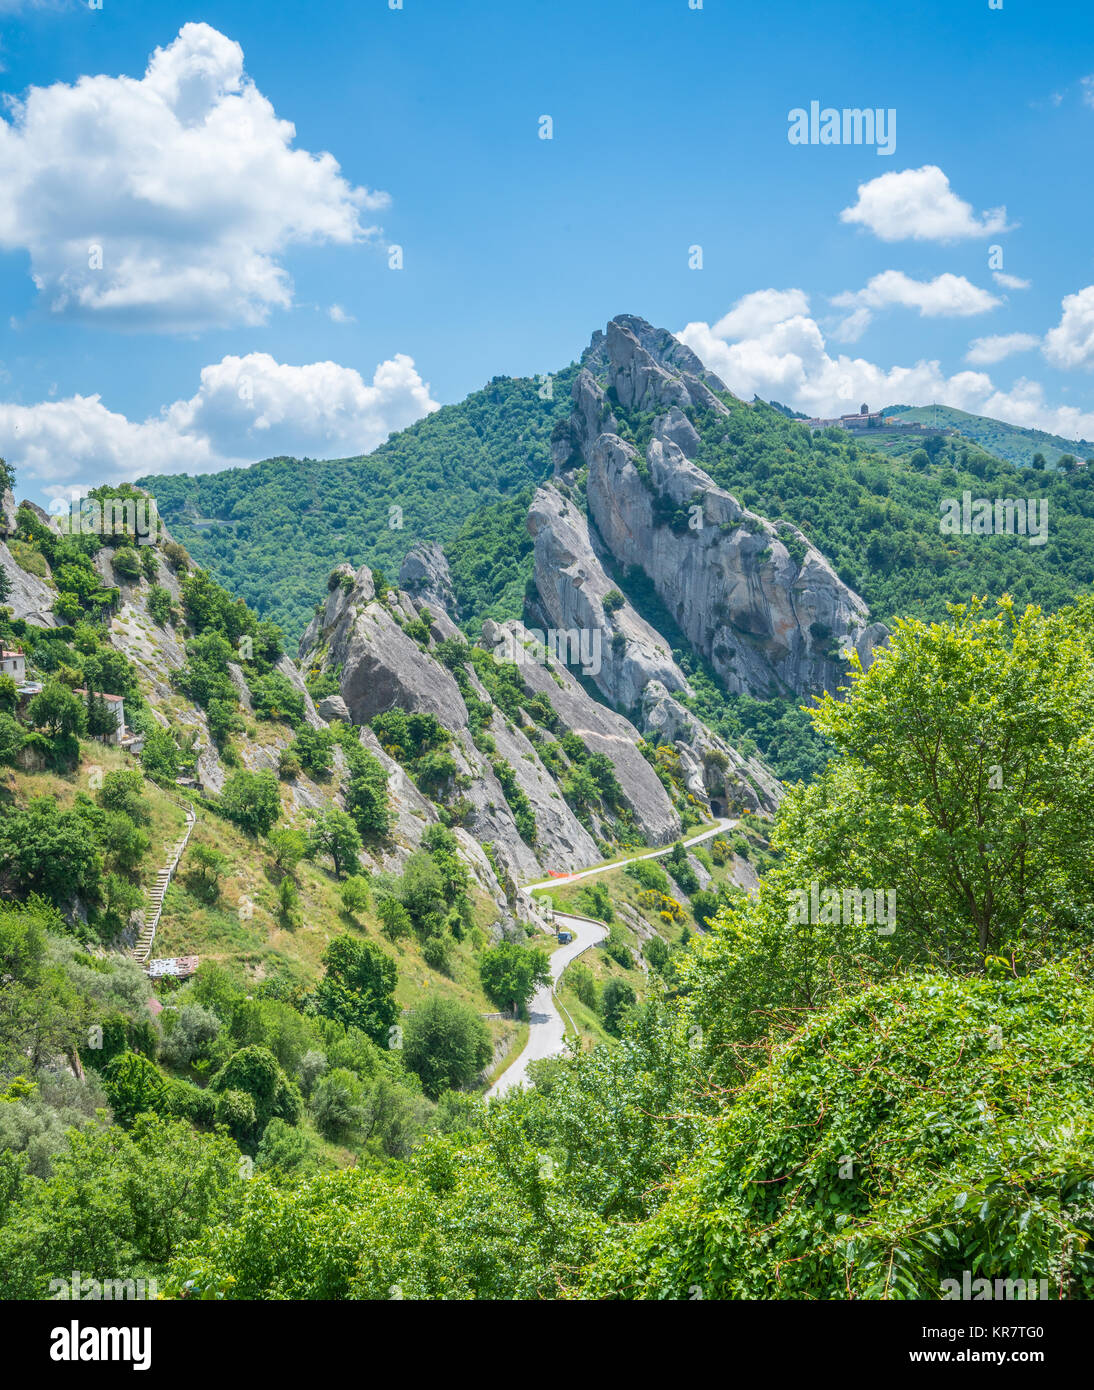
[
  {"x1": 486, "y1": 911, "x2": 607, "y2": 1099},
  {"x1": 487, "y1": 818, "x2": 736, "y2": 1099}
]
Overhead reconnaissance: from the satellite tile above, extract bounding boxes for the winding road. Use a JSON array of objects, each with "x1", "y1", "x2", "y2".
[{"x1": 486, "y1": 817, "x2": 735, "y2": 1099}]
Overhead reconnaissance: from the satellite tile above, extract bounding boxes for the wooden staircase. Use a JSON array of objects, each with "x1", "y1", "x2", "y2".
[{"x1": 133, "y1": 801, "x2": 197, "y2": 964}]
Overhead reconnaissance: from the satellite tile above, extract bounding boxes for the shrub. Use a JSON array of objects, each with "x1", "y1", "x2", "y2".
[
  {"x1": 601, "y1": 979, "x2": 636, "y2": 1035},
  {"x1": 624, "y1": 859, "x2": 671, "y2": 894},
  {"x1": 402, "y1": 996, "x2": 492, "y2": 1099}
]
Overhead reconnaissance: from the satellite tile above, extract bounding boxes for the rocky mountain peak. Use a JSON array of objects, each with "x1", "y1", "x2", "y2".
[
  {"x1": 545, "y1": 315, "x2": 888, "y2": 702},
  {"x1": 398, "y1": 541, "x2": 458, "y2": 621}
]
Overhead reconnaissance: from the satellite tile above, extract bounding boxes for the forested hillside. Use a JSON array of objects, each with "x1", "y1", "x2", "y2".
[
  {"x1": 3, "y1": 320, "x2": 1094, "y2": 1306},
  {"x1": 140, "y1": 371, "x2": 576, "y2": 640},
  {"x1": 885, "y1": 403, "x2": 1094, "y2": 470},
  {"x1": 4, "y1": 589, "x2": 1090, "y2": 1300}
]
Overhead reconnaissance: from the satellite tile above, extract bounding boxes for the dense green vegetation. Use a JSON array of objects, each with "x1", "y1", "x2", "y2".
[
  {"x1": 132, "y1": 349, "x2": 1094, "y2": 791},
  {"x1": 683, "y1": 395, "x2": 1094, "y2": 626},
  {"x1": 3, "y1": 593, "x2": 1090, "y2": 1300},
  {"x1": 886, "y1": 402, "x2": 1094, "y2": 469},
  {"x1": 139, "y1": 372, "x2": 576, "y2": 640}
]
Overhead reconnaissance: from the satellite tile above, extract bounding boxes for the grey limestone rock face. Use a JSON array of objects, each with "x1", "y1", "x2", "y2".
[
  {"x1": 1, "y1": 488, "x2": 17, "y2": 537},
  {"x1": 300, "y1": 563, "x2": 467, "y2": 727},
  {"x1": 0, "y1": 539, "x2": 57, "y2": 627},
  {"x1": 641, "y1": 681, "x2": 782, "y2": 815},
  {"x1": 299, "y1": 565, "x2": 607, "y2": 883},
  {"x1": 317, "y1": 693, "x2": 351, "y2": 723},
  {"x1": 526, "y1": 482, "x2": 691, "y2": 712},
  {"x1": 480, "y1": 617, "x2": 683, "y2": 845},
  {"x1": 398, "y1": 541, "x2": 458, "y2": 621},
  {"x1": 572, "y1": 315, "x2": 886, "y2": 700}
]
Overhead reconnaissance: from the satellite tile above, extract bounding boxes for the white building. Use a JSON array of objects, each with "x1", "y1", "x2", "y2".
[
  {"x1": 0, "y1": 649, "x2": 26, "y2": 684},
  {"x1": 74, "y1": 688, "x2": 126, "y2": 745}
]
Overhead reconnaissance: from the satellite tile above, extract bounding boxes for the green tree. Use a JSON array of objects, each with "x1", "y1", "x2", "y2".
[
  {"x1": 221, "y1": 769, "x2": 281, "y2": 837},
  {"x1": 97, "y1": 769, "x2": 150, "y2": 823},
  {"x1": 267, "y1": 826, "x2": 307, "y2": 874},
  {"x1": 0, "y1": 711, "x2": 21, "y2": 767},
  {"x1": 186, "y1": 842, "x2": 229, "y2": 903},
  {"x1": 402, "y1": 995, "x2": 492, "y2": 1099},
  {"x1": 344, "y1": 755, "x2": 392, "y2": 838},
  {"x1": 601, "y1": 979, "x2": 637, "y2": 1036},
  {"x1": 147, "y1": 584, "x2": 173, "y2": 626},
  {"x1": 111, "y1": 547, "x2": 141, "y2": 582},
  {"x1": 340, "y1": 875, "x2": 370, "y2": 916},
  {"x1": 479, "y1": 942, "x2": 550, "y2": 1015},
  {"x1": 101, "y1": 1050, "x2": 170, "y2": 1126},
  {"x1": 27, "y1": 680, "x2": 86, "y2": 739},
  {"x1": 0, "y1": 798, "x2": 103, "y2": 909},
  {"x1": 806, "y1": 596, "x2": 1094, "y2": 965},
  {"x1": 140, "y1": 726, "x2": 179, "y2": 781},
  {"x1": 307, "y1": 809, "x2": 362, "y2": 878},
  {"x1": 314, "y1": 936, "x2": 398, "y2": 1043},
  {"x1": 310, "y1": 1067, "x2": 366, "y2": 1142},
  {"x1": 376, "y1": 893, "x2": 412, "y2": 941},
  {"x1": 208, "y1": 1045, "x2": 301, "y2": 1148}
]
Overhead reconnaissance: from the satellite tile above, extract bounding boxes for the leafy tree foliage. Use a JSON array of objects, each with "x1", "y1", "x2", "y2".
[{"x1": 313, "y1": 937, "x2": 398, "y2": 1044}]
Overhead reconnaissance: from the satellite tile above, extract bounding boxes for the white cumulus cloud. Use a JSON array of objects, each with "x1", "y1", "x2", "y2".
[
  {"x1": 993, "y1": 271, "x2": 1030, "y2": 291},
  {"x1": 832, "y1": 271, "x2": 1000, "y2": 339},
  {"x1": 1043, "y1": 285, "x2": 1094, "y2": 369},
  {"x1": 677, "y1": 291, "x2": 1094, "y2": 442},
  {"x1": 840, "y1": 166, "x2": 1011, "y2": 243},
  {"x1": 0, "y1": 352, "x2": 439, "y2": 493},
  {"x1": 711, "y1": 289, "x2": 811, "y2": 340},
  {"x1": 965, "y1": 333, "x2": 1041, "y2": 366},
  {"x1": 0, "y1": 23, "x2": 387, "y2": 330}
]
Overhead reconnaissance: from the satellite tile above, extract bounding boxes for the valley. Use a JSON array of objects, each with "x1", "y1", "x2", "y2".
[{"x1": 0, "y1": 313, "x2": 1092, "y2": 1304}]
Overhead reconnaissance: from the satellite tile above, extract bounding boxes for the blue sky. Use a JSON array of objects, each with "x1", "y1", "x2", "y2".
[{"x1": 1, "y1": 0, "x2": 1093, "y2": 507}]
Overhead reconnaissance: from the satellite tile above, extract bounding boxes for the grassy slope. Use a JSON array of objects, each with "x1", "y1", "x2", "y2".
[
  {"x1": 886, "y1": 403, "x2": 1094, "y2": 468},
  {"x1": 2, "y1": 752, "x2": 525, "y2": 1081}
]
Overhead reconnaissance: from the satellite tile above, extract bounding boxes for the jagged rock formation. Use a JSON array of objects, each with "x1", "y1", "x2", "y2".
[
  {"x1": 562, "y1": 315, "x2": 887, "y2": 700},
  {"x1": 399, "y1": 542, "x2": 458, "y2": 622},
  {"x1": 301, "y1": 564, "x2": 465, "y2": 726},
  {"x1": 526, "y1": 483, "x2": 691, "y2": 710},
  {"x1": 641, "y1": 681, "x2": 781, "y2": 814},
  {"x1": 0, "y1": 538, "x2": 57, "y2": 628},
  {"x1": 299, "y1": 563, "x2": 608, "y2": 884},
  {"x1": 481, "y1": 617, "x2": 682, "y2": 843}
]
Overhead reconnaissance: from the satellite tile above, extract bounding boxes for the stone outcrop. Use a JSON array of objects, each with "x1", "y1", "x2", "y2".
[
  {"x1": 300, "y1": 564, "x2": 466, "y2": 727},
  {"x1": 526, "y1": 483, "x2": 691, "y2": 711},
  {"x1": 399, "y1": 542, "x2": 458, "y2": 622},
  {"x1": 0, "y1": 539, "x2": 57, "y2": 627},
  {"x1": 641, "y1": 681, "x2": 782, "y2": 815},
  {"x1": 481, "y1": 618, "x2": 682, "y2": 845},
  {"x1": 317, "y1": 694, "x2": 351, "y2": 723},
  {"x1": 567, "y1": 315, "x2": 886, "y2": 700},
  {"x1": 299, "y1": 566, "x2": 609, "y2": 883}
]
